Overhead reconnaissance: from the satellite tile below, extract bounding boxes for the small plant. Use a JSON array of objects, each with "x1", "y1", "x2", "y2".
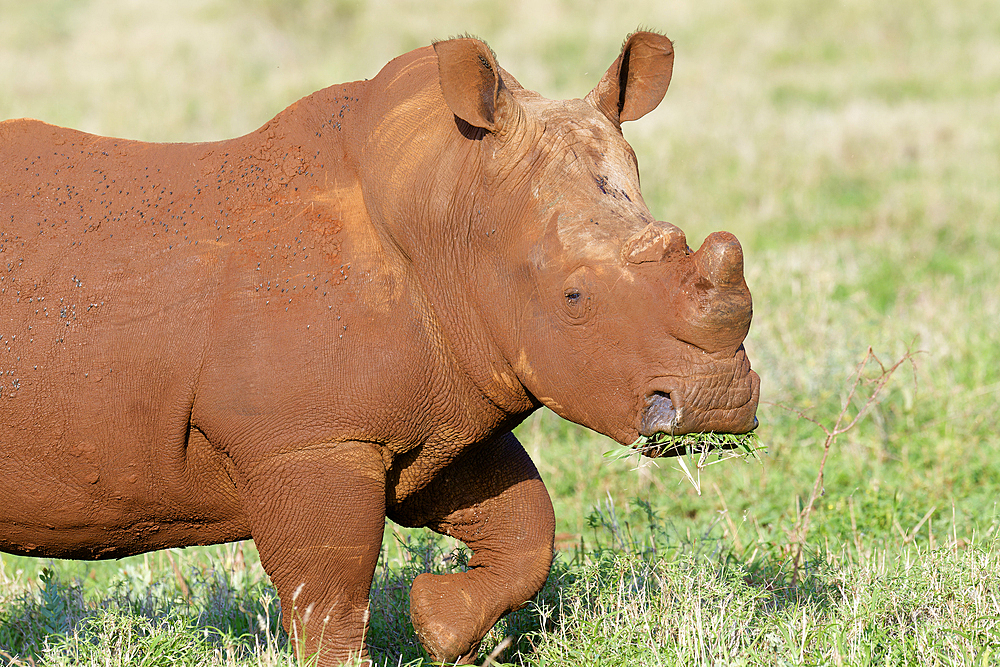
[{"x1": 782, "y1": 346, "x2": 916, "y2": 583}]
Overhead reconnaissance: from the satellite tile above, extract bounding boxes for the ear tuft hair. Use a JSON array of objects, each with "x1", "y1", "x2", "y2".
[{"x1": 432, "y1": 34, "x2": 500, "y2": 66}]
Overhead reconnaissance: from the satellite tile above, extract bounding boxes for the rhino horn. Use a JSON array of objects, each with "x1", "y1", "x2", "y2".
[
  {"x1": 695, "y1": 231, "x2": 745, "y2": 289},
  {"x1": 688, "y1": 232, "x2": 752, "y2": 351},
  {"x1": 622, "y1": 221, "x2": 686, "y2": 264}
]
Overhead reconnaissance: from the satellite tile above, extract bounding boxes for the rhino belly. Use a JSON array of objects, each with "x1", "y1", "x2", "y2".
[{"x1": 0, "y1": 411, "x2": 249, "y2": 559}]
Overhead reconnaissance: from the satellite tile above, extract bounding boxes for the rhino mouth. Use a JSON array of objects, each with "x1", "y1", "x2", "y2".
[
  {"x1": 638, "y1": 369, "x2": 760, "y2": 440},
  {"x1": 639, "y1": 391, "x2": 759, "y2": 436},
  {"x1": 635, "y1": 392, "x2": 758, "y2": 458}
]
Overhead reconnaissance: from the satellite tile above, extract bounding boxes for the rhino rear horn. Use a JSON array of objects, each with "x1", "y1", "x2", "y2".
[
  {"x1": 622, "y1": 221, "x2": 686, "y2": 264},
  {"x1": 434, "y1": 37, "x2": 512, "y2": 132},
  {"x1": 586, "y1": 31, "x2": 674, "y2": 125}
]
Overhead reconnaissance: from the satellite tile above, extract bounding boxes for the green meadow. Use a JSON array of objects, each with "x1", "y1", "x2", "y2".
[{"x1": 2, "y1": 0, "x2": 999, "y2": 664}]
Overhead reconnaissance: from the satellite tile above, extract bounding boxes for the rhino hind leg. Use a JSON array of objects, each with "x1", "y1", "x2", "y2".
[
  {"x1": 239, "y1": 442, "x2": 387, "y2": 666},
  {"x1": 390, "y1": 432, "x2": 555, "y2": 664}
]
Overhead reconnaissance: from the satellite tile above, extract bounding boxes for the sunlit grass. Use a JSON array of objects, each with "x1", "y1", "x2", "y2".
[{"x1": 4, "y1": 519, "x2": 999, "y2": 666}]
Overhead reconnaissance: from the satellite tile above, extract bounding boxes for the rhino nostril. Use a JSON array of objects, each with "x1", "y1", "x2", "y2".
[{"x1": 640, "y1": 391, "x2": 679, "y2": 437}]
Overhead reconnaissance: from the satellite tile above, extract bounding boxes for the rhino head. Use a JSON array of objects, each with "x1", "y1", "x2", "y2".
[{"x1": 399, "y1": 33, "x2": 759, "y2": 450}]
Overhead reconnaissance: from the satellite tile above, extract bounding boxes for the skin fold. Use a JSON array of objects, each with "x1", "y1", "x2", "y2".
[{"x1": 0, "y1": 33, "x2": 758, "y2": 664}]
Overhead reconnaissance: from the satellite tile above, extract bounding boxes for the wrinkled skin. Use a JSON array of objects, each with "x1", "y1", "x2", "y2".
[{"x1": 0, "y1": 33, "x2": 758, "y2": 664}]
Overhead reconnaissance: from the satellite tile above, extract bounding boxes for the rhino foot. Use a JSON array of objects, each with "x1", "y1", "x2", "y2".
[
  {"x1": 394, "y1": 433, "x2": 555, "y2": 663},
  {"x1": 410, "y1": 572, "x2": 484, "y2": 664}
]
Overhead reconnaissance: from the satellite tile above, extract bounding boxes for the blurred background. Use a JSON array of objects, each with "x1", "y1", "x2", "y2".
[{"x1": 2, "y1": 0, "x2": 999, "y2": 623}]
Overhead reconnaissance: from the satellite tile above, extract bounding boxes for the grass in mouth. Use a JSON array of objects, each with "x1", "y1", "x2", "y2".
[
  {"x1": 617, "y1": 431, "x2": 763, "y2": 495},
  {"x1": 630, "y1": 430, "x2": 761, "y2": 459}
]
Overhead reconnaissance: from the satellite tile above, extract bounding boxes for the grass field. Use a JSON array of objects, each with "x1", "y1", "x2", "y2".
[{"x1": 2, "y1": 0, "x2": 999, "y2": 664}]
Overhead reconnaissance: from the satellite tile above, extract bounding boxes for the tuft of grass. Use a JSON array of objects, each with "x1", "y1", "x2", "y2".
[
  {"x1": 618, "y1": 431, "x2": 763, "y2": 495},
  {"x1": 630, "y1": 430, "x2": 761, "y2": 460}
]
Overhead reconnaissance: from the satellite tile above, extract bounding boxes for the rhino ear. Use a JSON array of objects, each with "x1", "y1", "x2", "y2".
[
  {"x1": 586, "y1": 31, "x2": 674, "y2": 124},
  {"x1": 434, "y1": 37, "x2": 511, "y2": 133}
]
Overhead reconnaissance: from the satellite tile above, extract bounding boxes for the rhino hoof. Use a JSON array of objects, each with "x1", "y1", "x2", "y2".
[{"x1": 410, "y1": 573, "x2": 482, "y2": 664}]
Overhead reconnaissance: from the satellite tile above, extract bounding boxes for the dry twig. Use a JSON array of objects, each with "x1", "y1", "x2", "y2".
[{"x1": 777, "y1": 346, "x2": 916, "y2": 583}]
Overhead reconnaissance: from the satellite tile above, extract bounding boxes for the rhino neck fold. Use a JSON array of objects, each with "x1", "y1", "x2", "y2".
[{"x1": 325, "y1": 47, "x2": 539, "y2": 425}]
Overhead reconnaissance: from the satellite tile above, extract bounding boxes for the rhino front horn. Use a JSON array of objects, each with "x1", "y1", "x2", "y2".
[
  {"x1": 622, "y1": 221, "x2": 686, "y2": 264},
  {"x1": 686, "y1": 231, "x2": 753, "y2": 352},
  {"x1": 695, "y1": 231, "x2": 745, "y2": 288}
]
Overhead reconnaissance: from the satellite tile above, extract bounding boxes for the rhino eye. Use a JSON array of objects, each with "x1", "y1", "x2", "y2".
[
  {"x1": 562, "y1": 286, "x2": 592, "y2": 322},
  {"x1": 561, "y1": 267, "x2": 596, "y2": 323}
]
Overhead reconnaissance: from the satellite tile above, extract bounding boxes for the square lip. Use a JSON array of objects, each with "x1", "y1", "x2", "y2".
[{"x1": 636, "y1": 368, "x2": 760, "y2": 439}]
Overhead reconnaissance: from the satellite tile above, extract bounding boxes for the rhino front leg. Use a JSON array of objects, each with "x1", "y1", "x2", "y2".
[
  {"x1": 389, "y1": 431, "x2": 555, "y2": 664},
  {"x1": 240, "y1": 442, "x2": 386, "y2": 666}
]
